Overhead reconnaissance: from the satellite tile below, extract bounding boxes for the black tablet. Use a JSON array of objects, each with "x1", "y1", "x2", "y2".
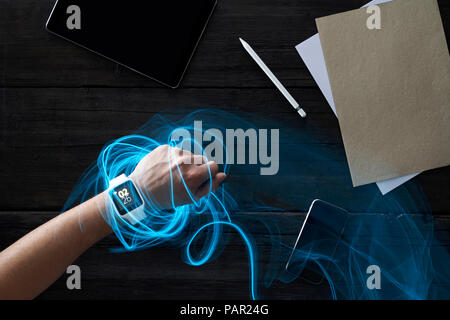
[{"x1": 46, "y1": 0, "x2": 217, "y2": 88}]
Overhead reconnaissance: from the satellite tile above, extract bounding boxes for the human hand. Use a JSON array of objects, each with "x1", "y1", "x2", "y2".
[{"x1": 129, "y1": 145, "x2": 227, "y2": 209}]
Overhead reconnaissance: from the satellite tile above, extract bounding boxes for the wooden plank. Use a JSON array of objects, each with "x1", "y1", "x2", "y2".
[
  {"x1": 0, "y1": 211, "x2": 448, "y2": 299},
  {"x1": 0, "y1": 87, "x2": 336, "y2": 210},
  {"x1": 0, "y1": 0, "x2": 448, "y2": 301},
  {"x1": 1, "y1": 0, "x2": 448, "y2": 88},
  {"x1": 1, "y1": 87, "x2": 449, "y2": 213}
]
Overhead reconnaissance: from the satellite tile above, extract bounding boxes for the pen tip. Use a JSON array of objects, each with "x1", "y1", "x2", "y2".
[
  {"x1": 298, "y1": 108, "x2": 307, "y2": 118},
  {"x1": 239, "y1": 37, "x2": 246, "y2": 45}
]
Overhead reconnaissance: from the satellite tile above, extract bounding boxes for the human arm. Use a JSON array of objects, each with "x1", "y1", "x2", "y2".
[{"x1": 0, "y1": 145, "x2": 226, "y2": 299}]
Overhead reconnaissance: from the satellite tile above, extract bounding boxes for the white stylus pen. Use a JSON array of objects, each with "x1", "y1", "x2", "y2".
[{"x1": 239, "y1": 38, "x2": 306, "y2": 118}]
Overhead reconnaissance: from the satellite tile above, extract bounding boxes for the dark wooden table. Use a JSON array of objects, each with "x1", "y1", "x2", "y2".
[{"x1": 0, "y1": 0, "x2": 449, "y2": 299}]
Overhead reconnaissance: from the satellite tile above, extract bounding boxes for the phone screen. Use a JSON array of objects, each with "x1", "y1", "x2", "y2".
[{"x1": 285, "y1": 199, "x2": 349, "y2": 284}]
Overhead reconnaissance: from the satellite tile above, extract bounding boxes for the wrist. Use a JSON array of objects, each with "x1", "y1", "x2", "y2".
[
  {"x1": 107, "y1": 173, "x2": 147, "y2": 225},
  {"x1": 76, "y1": 192, "x2": 112, "y2": 243},
  {"x1": 128, "y1": 172, "x2": 140, "y2": 190}
]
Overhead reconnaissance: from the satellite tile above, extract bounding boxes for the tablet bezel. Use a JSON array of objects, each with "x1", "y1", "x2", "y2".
[{"x1": 45, "y1": 0, "x2": 217, "y2": 88}]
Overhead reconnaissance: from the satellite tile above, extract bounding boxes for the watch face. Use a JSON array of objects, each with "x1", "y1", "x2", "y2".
[{"x1": 109, "y1": 180, "x2": 144, "y2": 216}]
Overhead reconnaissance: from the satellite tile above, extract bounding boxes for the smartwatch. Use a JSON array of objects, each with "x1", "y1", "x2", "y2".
[{"x1": 107, "y1": 174, "x2": 147, "y2": 225}]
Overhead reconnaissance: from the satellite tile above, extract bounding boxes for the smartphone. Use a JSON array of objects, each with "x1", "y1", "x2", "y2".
[{"x1": 285, "y1": 199, "x2": 349, "y2": 285}]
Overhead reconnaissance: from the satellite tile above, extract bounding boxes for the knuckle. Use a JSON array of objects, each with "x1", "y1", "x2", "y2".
[
  {"x1": 209, "y1": 161, "x2": 218, "y2": 169},
  {"x1": 159, "y1": 144, "x2": 169, "y2": 151},
  {"x1": 185, "y1": 170, "x2": 198, "y2": 181},
  {"x1": 181, "y1": 155, "x2": 193, "y2": 165}
]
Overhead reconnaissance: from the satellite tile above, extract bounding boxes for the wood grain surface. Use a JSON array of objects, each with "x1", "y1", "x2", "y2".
[{"x1": 0, "y1": 0, "x2": 448, "y2": 299}]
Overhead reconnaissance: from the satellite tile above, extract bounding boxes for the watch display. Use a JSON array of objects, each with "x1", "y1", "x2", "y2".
[{"x1": 109, "y1": 180, "x2": 144, "y2": 216}]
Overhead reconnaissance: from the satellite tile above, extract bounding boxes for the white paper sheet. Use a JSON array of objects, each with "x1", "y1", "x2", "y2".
[{"x1": 295, "y1": 0, "x2": 420, "y2": 195}]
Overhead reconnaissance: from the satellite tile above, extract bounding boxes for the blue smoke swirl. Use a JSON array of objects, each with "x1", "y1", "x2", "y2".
[{"x1": 62, "y1": 108, "x2": 449, "y2": 300}]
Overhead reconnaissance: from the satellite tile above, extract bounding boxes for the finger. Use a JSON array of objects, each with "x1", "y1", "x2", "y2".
[
  {"x1": 192, "y1": 154, "x2": 207, "y2": 165},
  {"x1": 198, "y1": 161, "x2": 219, "y2": 181},
  {"x1": 212, "y1": 172, "x2": 227, "y2": 190},
  {"x1": 195, "y1": 173, "x2": 227, "y2": 200},
  {"x1": 177, "y1": 153, "x2": 206, "y2": 166},
  {"x1": 181, "y1": 161, "x2": 218, "y2": 189},
  {"x1": 169, "y1": 146, "x2": 186, "y2": 163}
]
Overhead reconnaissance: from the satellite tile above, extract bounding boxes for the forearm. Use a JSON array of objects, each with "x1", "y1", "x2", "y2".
[
  {"x1": 0, "y1": 191, "x2": 112, "y2": 299},
  {"x1": 0, "y1": 145, "x2": 226, "y2": 300}
]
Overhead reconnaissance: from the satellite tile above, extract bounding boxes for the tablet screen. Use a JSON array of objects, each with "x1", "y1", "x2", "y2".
[{"x1": 46, "y1": 0, "x2": 217, "y2": 88}]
